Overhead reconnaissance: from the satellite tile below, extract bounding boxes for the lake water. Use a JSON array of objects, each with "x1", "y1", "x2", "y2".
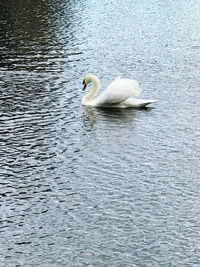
[{"x1": 0, "y1": 0, "x2": 200, "y2": 266}]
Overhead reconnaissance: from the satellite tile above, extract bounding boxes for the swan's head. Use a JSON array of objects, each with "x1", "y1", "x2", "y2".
[{"x1": 82, "y1": 74, "x2": 100, "y2": 91}]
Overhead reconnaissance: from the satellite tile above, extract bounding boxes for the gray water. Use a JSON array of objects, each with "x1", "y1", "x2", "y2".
[{"x1": 0, "y1": 0, "x2": 200, "y2": 266}]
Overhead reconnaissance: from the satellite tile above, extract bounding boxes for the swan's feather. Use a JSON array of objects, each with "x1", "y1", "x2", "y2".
[
  {"x1": 120, "y1": 98, "x2": 158, "y2": 108},
  {"x1": 94, "y1": 77, "x2": 141, "y2": 107}
]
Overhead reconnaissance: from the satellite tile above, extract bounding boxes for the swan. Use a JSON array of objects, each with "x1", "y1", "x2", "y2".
[{"x1": 82, "y1": 74, "x2": 158, "y2": 108}]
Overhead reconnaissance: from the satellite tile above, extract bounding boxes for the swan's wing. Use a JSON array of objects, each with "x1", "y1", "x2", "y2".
[{"x1": 94, "y1": 77, "x2": 142, "y2": 107}]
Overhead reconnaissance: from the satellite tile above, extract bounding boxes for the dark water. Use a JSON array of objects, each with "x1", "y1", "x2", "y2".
[{"x1": 0, "y1": 0, "x2": 200, "y2": 266}]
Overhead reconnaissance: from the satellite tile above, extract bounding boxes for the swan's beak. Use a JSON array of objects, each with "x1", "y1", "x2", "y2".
[{"x1": 82, "y1": 79, "x2": 87, "y2": 91}]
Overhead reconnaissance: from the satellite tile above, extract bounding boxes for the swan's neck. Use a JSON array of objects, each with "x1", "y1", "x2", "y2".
[{"x1": 82, "y1": 76, "x2": 100, "y2": 104}]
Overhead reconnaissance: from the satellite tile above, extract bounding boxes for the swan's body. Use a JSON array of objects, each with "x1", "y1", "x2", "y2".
[{"x1": 82, "y1": 74, "x2": 158, "y2": 108}]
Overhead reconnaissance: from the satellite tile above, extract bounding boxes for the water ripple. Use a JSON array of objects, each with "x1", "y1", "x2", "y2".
[{"x1": 0, "y1": 0, "x2": 200, "y2": 266}]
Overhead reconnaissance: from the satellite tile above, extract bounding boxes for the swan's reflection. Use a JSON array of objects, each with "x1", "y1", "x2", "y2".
[
  {"x1": 82, "y1": 105, "x2": 142, "y2": 129},
  {"x1": 82, "y1": 106, "x2": 98, "y2": 129}
]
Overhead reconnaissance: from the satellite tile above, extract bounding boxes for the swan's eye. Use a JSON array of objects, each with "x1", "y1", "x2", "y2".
[{"x1": 82, "y1": 79, "x2": 87, "y2": 91}]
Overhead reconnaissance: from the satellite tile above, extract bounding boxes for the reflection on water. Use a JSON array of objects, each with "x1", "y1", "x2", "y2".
[
  {"x1": 0, "y1": 0, "x2": 200, "y2": 266},
  {"x1": 82, "y1": 105, "x2": 139, "y2": 129},
  {"x1": 82, "y1": 106, "x2": 98, "y2": 129}
]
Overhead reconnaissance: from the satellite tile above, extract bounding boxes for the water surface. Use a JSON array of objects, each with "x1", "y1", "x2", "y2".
[{"x1": 0, "y1": 0, "x2": 200, "y2": 266}]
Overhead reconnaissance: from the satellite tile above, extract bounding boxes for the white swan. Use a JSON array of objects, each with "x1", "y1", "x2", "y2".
[{"x1": 82, "y1": 74, "x2": 158, "y2": 108}]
